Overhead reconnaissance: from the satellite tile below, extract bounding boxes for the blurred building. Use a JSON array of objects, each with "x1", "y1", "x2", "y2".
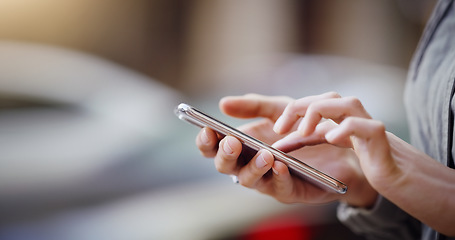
[{"x1": 0, "y1": 0, "x2": 435, "y2": 95}]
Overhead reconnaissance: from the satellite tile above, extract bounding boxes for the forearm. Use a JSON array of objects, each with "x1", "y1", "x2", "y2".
[
  {"x1": 270, "y1": 92, "x2": 455, "y2": 235},
  {"x1": 372, "y1": 133, "x2": 455, "y2": 236}
]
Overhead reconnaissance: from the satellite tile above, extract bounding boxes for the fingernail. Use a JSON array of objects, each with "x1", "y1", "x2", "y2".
[
  {"x1": 271, "y1": 139, "x2": 282, "y2": 149},
  {"x1": 272, "y1": 166, "x2": 279, "y2": 175},
  {"x1": 223, "y1": 137, "x2": 234, "y2": 154},
  {"x1": 325, "y1": 129, "x2": 338, "y2": 141},
  {"x1": 255, "y1": 151, "x2": 268, "y2": 168},
  {"x1": 273, "y1": 116, "x2": 284, "y2": 133},
  {"x1": 201, "y1": 129, "x2": 210, "y2": 144}
]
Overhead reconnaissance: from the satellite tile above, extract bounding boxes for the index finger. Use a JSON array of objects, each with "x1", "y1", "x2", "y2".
[
  {"x1": 273, "y1": 92, "x2": 341, "y2": 134},
  {"x1": 220, "y1": 94, "x2": 293, "y2": 122},
  {"x1": 298, "y1": 96, "x2": 372, "y2": 136}
]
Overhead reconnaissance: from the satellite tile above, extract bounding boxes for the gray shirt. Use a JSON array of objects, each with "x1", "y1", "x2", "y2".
[{"x1": 337, "y1": 0, "x2": 455, "y2": 239}]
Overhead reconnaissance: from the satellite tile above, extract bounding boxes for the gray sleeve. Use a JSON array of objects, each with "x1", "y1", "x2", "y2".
[{"x1": 337, "y1": 195, "x2": 421, "y2": 240}]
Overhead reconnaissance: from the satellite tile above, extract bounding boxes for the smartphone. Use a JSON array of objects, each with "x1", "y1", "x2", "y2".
[{"x1": 175, "y1": 103, "x2": 347, "y2": 194}]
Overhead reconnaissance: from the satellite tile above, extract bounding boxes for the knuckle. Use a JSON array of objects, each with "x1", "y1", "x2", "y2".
[
  {"x1": 286, "y1": 99, "x2": 299, "y2": 112},
  {"x1": 278, "y1": 95, "x2": 294, "y2": 103},
  {"x1": 214, "y1": 163, "x2": 225, "y2": 173},
  {"x1": 244, "y1": 93, "x2": 262, "y2": 99},
  {"x1": 325, "y1": 91, "x2": 341, "y2": 98},
  {"x1": 198, "y1": 142, "x2": 217, "y2": 154},
  {"x1": 213, "y1": 156, "x2": 225, "y2": 172},
  {"x1": 238, "y1": 178, "x2": 252, "y2": 188},
  {"x1": 305, "y1": 103, "x2": 318, "y2": 116},
  {"x1": 342, "y1": 117, "x2": 356, "y2": 127},
  {"x1": 372, "y1": 120, "x2": 386, "y2": 134},
  {"x1": 345, "y1": 96, "x2": 363, "y2": 108},
  {"x1": 214, "y1": 156, "x2": 235, "y2": 174},
  {"x1": 238, "y1": 181, "x2": 248, "y2": 187},
  {"x1": 201, "y1": 150, "x2": 216, "y2": 158}
]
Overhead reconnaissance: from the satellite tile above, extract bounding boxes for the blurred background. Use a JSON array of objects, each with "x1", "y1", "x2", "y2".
[{"x1": 0, "y1": 0, "x2": 436, "y2": 239}]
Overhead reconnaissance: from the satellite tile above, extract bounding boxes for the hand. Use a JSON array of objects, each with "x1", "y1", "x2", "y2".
[
  {"x1": 196, "y1": 94, "x2": 377, "y2": 207},
  {"x1": 273, "y1": 92, "x2": 455, "y2": 236},
  {"x1": 272, "y1": 92, "x2": 394, "y2": 185}
]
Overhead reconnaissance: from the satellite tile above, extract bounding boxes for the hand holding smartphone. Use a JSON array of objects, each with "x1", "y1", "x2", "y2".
[{"x1": 175, "y1": 103, "x2": 347, "y2": 194}]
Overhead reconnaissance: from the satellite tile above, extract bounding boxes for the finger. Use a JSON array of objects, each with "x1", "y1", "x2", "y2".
[
  {"x1": 220, "y1": 94, "x2": 293, "y2": 121},
  {"x1": 214, "y1": 136, "x2": 243, "y2": 175},
  {"x1": 276, "y1": 120, "x2": 355, "y2": 151},
  {"x1": 272, "y1": 131, "x2": 325, "y2": 153},
  {"x1": 298, "y1": 96, "x2": 372, "y2": 136},
  {"x1": 269, "y1": 161, "x2": 297, "y2": 203},
  {"x1": 269, "y1": 161, "x2": 336, "y2": 204},
  {"x1": 237, "y1": 150, "x2": 274, "y2": 188},
  {"x1": 325, "y1": 117, "x2": 390, "y2": 160},
  {"x1": 196, "y1": 127, "x2": 220, "y2": 158},
  {"x1": 272, "y1": 120, "x2": 342, "y2": 152},
  {"x1": 273, "y1": 92, "x2": 341, "y2": 134}
]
